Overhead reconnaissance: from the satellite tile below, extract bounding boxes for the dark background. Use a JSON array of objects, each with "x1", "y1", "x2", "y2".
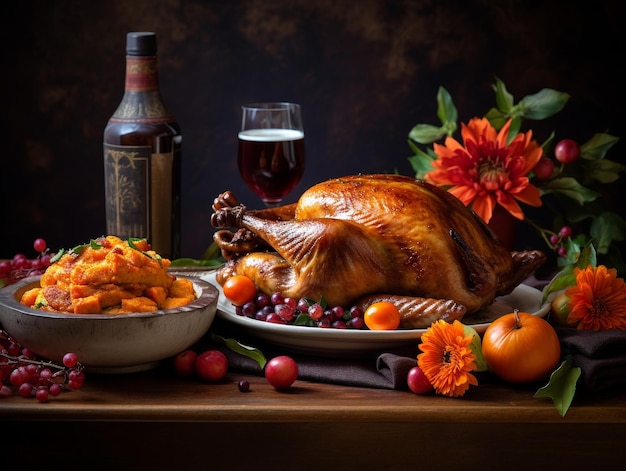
[{"x1": 1, "y1": 0, "x2": 624, "y2": 259}]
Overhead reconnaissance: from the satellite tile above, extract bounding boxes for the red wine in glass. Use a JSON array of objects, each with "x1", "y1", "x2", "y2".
[{"x1": 237, "y1": 103, "x2": 305, "y2": 207}]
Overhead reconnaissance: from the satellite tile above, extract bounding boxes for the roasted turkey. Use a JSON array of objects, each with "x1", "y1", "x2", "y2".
[{"x1": 211, "y1": 174, "x2": 545, "y2": 328}]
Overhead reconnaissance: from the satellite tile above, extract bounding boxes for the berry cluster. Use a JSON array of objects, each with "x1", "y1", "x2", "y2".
[
  {"x1": 0, "y1": 238, "x2": 54, "y2": 287},
  {"x1": 235, "y1": 292, "x2": 366, "y2": 329},
  {"x1": 549, "y1": 225, "x2": 573, "y2": 257},
  {"x1": 0, "y1": 330, "x2": 85, "y2": 403}
]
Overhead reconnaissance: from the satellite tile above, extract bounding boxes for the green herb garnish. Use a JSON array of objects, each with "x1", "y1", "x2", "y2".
[{"x1": 128, "y1": 237, "x2": 163, "y2": 265}]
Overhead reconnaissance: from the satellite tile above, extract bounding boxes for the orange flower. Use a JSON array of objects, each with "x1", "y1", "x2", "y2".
[
  {"x1": 425, "y1": 117, "x2": 543, "y2": 223},
  {"x1": 417, "y1": 319, "x2": 478, "y2": 397},
  {"x1": 565, "y1": 265, "x2": 626, "y2": 331}
]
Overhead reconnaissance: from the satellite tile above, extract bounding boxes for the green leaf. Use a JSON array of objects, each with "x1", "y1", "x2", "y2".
[
  {"x1": 587, "y1": 158, "x2": 626, "y2": 184},
  {"x1": 534, "y1": 357, "x2": 581, "y2": 417},
  {"x1": 436, "y1": 86, "x2": 458, "y2": 125},
  {"x1": 463, "y1": 324, "x2": 488, "y2": 372},
  {"x1": 408, "y1": 123, "x2": 446, "y2": 144},
  {"x1": 507, "y1": 117, "x2": 522, "y2": 141},
  {"x1": 90, "y1": 239, "x2": 105, "y2": 249},
  {"x1": 590, "y1": 211, "x2": 626, "y2": 253},
  {"x1": 541, "y1": 242, "x2": 597, "y2": 303},
  {"x1": 576, "y1": 242, "x2": 598, "y2": 269},
  {"x1": 539, "y1": 177, "x2": 600, "y2": 205},
  {"x1": 518, "y1": 88, "x2": 570, "y2": 120},
  {"x1": 542, "y1": 265, "x2": 575, "y2": 304},
  {"x1": 580, "y1": 133, "x2": 619, "y2": 160},
  {"x1": 200, "y1": 241, "x2": 222, "y2": 261},
  {"x1": 294, "y1": 313, "x2": 316, "y2": 326},
  {"x1": 210, "y1": 333, "x2": 267, "y2": 369},
  {"x1": 492, "y1": 77, "x2": 514, "y2": 112},
  {"x1": 484, "y1": 107, "x2": 508, "y2": 130},
  {"x1": 408, "y1": 146, "x2": 437, "y2": 179}
]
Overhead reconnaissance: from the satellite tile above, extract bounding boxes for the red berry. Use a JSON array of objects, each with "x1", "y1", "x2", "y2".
[
  {"x1": 264, "y1": 356, "x2": 298, "y2": 390},
  {"x1": 173, "y1": 349, "x2": 198, "y2": 378},
  {"x1": 194, "y1": 350, "x2": 228, "y2": 382},
  {"x1": 554, "y1": 139, "x2": 580, "y2": 164},
  {"x1": 558, "y1": 226, "x2": 573, "y2": 238},
  {"x1": 533, "y1": 157, "x2": 555, "y2": 180},
  {"x1": 407, "y1": 366, "x2": 432, "y2": 394}
]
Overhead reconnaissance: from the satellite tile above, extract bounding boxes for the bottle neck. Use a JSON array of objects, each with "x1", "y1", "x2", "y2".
[{"x1": 124, "y1": 55, "x2": 159, "y2": 92}]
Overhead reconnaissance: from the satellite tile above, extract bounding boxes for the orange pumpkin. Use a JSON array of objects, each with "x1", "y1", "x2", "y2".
[{"x1": 482, "y1": 310, "x2": 561, "y2": 383}]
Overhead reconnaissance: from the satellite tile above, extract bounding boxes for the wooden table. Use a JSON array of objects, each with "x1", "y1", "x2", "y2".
[{"x1": 3, "y1": 361, "x2": 625, "y2": 470}]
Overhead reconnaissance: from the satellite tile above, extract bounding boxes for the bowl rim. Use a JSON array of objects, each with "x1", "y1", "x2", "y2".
[{"x1": 0, "y1": 275, "x2": 219, "y2": 320}]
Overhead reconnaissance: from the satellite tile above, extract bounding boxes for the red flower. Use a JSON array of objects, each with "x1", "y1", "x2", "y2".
[{"x1": 425, "y1": 117, "x2": 543, "y2": 223}]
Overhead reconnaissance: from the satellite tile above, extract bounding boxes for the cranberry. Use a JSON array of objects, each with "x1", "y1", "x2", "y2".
[
  {"x1": 554, "y1": 139, "x2": 580, "y2": 164},
  {"x1": 533, "y1": 157, "x2": 555, "y2": 180}
]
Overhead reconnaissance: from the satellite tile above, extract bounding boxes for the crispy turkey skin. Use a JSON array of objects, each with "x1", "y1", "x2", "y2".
[{"x1": 211, "y1": 174, "x2": 545, "y2": 328}]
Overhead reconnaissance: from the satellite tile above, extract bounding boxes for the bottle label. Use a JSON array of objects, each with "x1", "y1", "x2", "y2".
[
  {"x1": 125, "y1": 56, "x2": 159, "y2": 92},
  {"x1": 103, "y1": 143, "x2": 175, "y2": 257}
]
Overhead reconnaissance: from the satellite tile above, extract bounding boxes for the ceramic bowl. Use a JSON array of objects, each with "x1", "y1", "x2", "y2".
[{"x1": 0, "y1": 275, "x2": 219, "y2": 373}]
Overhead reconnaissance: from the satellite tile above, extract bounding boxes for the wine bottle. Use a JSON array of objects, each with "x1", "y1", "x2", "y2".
[{"x1": 103, "y1": 32, "x2": 181, "y2": 259}]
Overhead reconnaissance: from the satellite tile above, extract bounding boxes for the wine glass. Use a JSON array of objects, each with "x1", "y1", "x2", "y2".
[{"x1": 237, "y1": 102, "x2": 306, "y2": 207}]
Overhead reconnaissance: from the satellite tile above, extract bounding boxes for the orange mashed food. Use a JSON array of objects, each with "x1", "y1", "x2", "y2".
[{"x1": 20, "y1": 235, "x2": 196, "y2": 314}]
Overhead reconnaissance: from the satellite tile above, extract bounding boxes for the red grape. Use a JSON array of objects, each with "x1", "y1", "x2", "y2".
[
  {"x1": 33, "y1": 238, "x2": 47, "y2": 253},
  {"x1": 36, "y1": 387, "x2": 49, "y2": 403},
  {"x1": 194, "y1": 350, "x2": 228, "y2": 382},
  {"x1": 63, "y1": 352, "x2": 79, "y2": 368},
  {"x1": 407, "y1": 366, "x2": 432, "y2": 394},
  {"x1": 172, "y1": 349, "x2": 198, "y2": 378},
  {"x1": 225, "y1": 283, "x2": 366, "y2": 330},
  {"x1": 265, "y1": 356, "x2": 298, "y2": 390},
  {"x1": 1, "y1": 237, "x2": 55, "y2": 286}
]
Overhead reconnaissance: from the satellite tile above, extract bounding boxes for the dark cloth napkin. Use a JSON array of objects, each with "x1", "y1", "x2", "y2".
[
  {"x1": 555, "y1": 327, "x2": 626, "y2": 392},
  {"x1": 199, "y1": 317, "x2": 419, "y2": 390}
]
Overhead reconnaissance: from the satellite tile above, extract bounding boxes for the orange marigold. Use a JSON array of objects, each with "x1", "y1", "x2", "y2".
[
  {"x1": 425, "y1": 117, "x2": 543, "y2": 223},
  {"x1": 417, "y1": 319, "x2": 478, "y2": 397},
  {"x1": 565, "y1": 265, "x2": 626, "y2": 331}
]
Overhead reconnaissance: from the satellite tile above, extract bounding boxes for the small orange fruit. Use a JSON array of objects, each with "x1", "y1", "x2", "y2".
[
  {"x1": 482, "y1": 310, "x2": 561, "y2": 384},
  {"x1": 222, "y1": 275, "x2": 257, "y2": 306},
  {"x1": 364, "y1": 301, "x2": 401, "y2": 330}
]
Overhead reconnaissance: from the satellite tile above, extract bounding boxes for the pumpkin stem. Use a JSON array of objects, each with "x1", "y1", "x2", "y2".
[{"x1": 513, "y1": 308, "x2": 521, "y2": 329}]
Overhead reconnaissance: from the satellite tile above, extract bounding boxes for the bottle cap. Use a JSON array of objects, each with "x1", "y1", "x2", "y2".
[{"x1": 126, "y1": 32, "x2": 157, "y2": 56}]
